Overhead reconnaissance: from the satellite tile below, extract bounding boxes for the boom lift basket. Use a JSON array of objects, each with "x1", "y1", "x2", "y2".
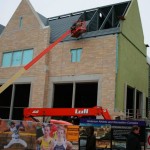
[{"x1": 71, "y1": 21, "x2": 86, "y2": 38}]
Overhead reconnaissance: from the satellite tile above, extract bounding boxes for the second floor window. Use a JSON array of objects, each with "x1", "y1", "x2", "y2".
[
  {"x1": 70, "y1": 48, "x2": 82, "y2": 62},
  {"x1": 2, "y1": 49, "x2": 33, "y2": 67}
]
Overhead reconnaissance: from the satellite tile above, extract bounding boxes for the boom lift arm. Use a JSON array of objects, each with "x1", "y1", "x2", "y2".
[
  {"x1": 0, "y1": 21, "x2": 86, "y2": 94},
  {"x1": 24, "y1": 106, "x2": 111, "y2": 121}
]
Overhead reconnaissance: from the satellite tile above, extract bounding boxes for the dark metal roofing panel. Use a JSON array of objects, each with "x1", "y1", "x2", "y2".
[
  {"x1": 47, "y1": 1, "x2": 130, "y2": 43},
  {"x1": 49, "y1": 15, "x2": 81, "y2": 42}
]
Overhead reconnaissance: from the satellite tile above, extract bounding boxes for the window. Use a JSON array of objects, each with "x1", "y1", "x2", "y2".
[
  {"x1": 53, "y1": 82, "x2": 97, "y2": 108},
  {"x1": 12, "y1": 51, "x2": 22, "y2": 66},
  {"x1": 1, "y1": 49, "x2": 33, "y2": 67},
  {"x1": 52, "y1": 82, "x2": 97, "y2": 122},
  {"x1": 22, "y1": 49, "x2": 33, "y2": 65},
  {"x1": 126, "y1": 85, "x2": 144, "y2": 119},
  {"x1": 19, "y1": 16, "x2": 23, "y2": 28},
  {"x1": 70, "y1": 48, "x2": 82, "y2": 62},
  {"x1": 2, "y1": 52, "x2": 12, "y2": 67},
  {"x1": 0, "y1": 84, "x2": 31, "y2": 120}
]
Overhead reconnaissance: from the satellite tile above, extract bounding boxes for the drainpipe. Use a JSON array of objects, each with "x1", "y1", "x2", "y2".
[
  {"x1": 114, "y1": 34, "x2": 119, "y2": 112},
  {"x1": 146, "y1": 44, "x2": 150, "y2": 118},
  {"x1": 149, "y1": 65, "x2": 150, "y2": 118}
]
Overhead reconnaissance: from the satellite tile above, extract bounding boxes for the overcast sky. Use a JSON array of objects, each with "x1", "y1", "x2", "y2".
[{"x1": 0, "y1": 0, "x2": 150, "y2": 58}]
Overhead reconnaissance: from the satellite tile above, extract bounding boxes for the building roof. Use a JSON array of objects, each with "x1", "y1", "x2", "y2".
[
  {"x1": 37, "y1": 13, "x2": 49, "y2": 26},
  {"x1": 47, "y1": 1, "x2": 130, "y2": 43},
  {"x1": 0, "y1": 1, "x2": 130, "y2": 43}
]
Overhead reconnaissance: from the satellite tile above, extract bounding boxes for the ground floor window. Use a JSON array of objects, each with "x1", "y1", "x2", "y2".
[
  {"x1": 0, "y1": 84, "x2": 31, "y2": 120},
  {"x1": 53, "y1": 83, "x2": 73, "y2": 108},
  {"x1": 53, "y1": 82, "x2": 98, "y2": 108},
  {"x1": 74, "y1": 82, "x2": 98, "y2": 108},
  {"x1": 126, "y1": 85, "x2": 144, "y2": 119},
  {"x1": 52, "y1": 82, "x2": 98, "y2": 122}
]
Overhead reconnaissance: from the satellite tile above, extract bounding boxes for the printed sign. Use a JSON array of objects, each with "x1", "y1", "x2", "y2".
[
  {"x1": 0, "y1": 119, "x2": 78, "y2": 150},
  {"x1": 66, "y1": 125, "x2": 79, "y2": 142},
  {"x1": 79, "y1": 119, "x2": 146, "y2": 150}
]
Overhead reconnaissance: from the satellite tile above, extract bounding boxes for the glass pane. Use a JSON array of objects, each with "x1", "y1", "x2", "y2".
[
  {"x1": 2, "y1": 52, "x2": 12, "y2": 67},
  {"x1": 71, "y1": 50, "x2": 77, "y2": 62},
  {"x1": 12, "y1": 51, "x2": 22, "y2": 66},
  {"x1": 22, "y1": 49, "x2": 33, "y2": 65},
  {"x1": 77, "y1": 49, "x2": 82, "y2": 62}
]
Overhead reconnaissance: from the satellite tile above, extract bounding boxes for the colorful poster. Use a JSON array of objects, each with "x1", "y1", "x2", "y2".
[
  {"x1": 0, "y1": 119, "x2": 78, "y2": 150},
  {"x1": 111, "y1": 125, "x2": 131, "y2": 150},
  {"x1": 66, "y1": 125, "x2": 79, "y2": 142},
  {"x1": 79, "y1": 119, "x2": 146, "y2": 150},
  {"x1": 79, "y1": 123, "x2": 111, "y2": 150},
  {"x1": 0, "y1": 119, "x2": 36, "y2": 149},
  {"x1": 36, "y1": 123, "x2": 73, "y2": 150}
]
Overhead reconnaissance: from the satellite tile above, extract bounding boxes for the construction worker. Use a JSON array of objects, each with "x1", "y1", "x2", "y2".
[
  {"x1": 86, "y1": 126, "x2": 96, "y2": 150},
  {"x1": 126, "y1": 125, "x2": 141, "y2": 150}
]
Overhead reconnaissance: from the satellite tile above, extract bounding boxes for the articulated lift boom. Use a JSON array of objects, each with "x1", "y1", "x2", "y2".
[
  {"x1": 0, "y1": 20, "x2": 86, "y2": 94},
  {"x1": 24, "y1": 106, "x2": 111, "y2": 121},
  {"x1": 20, "y1": 22, "x2": 110, "y2": 123}
]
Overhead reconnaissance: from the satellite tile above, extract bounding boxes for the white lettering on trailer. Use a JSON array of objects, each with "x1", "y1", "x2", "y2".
[
  {"x1": 32, "y1": 110, "x2": 39, "y2": 114},
  {"x1": 75, "y1": 109, "x2": 89, "y2": 114}
]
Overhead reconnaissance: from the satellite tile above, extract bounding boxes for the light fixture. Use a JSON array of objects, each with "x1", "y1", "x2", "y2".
[{"x1": 99, "y1": 13, "x2": 102, "y2": 18}]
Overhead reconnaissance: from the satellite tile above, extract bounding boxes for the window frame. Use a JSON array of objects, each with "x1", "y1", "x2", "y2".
[
  {"x1": 1, "y1": 52, "x2": 12, "y2": 67},
  {"x1": 1, "y1": 49, "x2": 34, "y2": 67},
  {"x1": 19, "y1": 16, "x2": 23, "y2": 28},
  {"x1": 70, "y1": 48, "x2": 82, "y2": 62}
]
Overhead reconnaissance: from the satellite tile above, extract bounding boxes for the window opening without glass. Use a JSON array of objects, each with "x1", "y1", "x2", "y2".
[{"x1": 0, "y1": 84, "x2": 31, "y2": 120}]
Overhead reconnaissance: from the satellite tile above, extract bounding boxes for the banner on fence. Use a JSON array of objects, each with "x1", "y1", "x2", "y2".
[
  {"x1": 79, "y1": 119, "x2": 146, "y2": 150},
  {"x1": 0, "y1": 119, "x2": 77, "y2": 150}
]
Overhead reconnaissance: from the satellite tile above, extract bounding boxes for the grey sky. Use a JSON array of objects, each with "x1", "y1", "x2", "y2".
[{"x1": 0, "y1": 0, "x2": 150, "y2": 58}]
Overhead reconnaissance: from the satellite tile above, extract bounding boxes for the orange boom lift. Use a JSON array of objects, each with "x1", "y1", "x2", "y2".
[
  {"x1": 24, "y1": 106, "x2": 111, "y2": 122},
  {"x1": 0, "y1": 20, "x2": 86, "y2": 94}
]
